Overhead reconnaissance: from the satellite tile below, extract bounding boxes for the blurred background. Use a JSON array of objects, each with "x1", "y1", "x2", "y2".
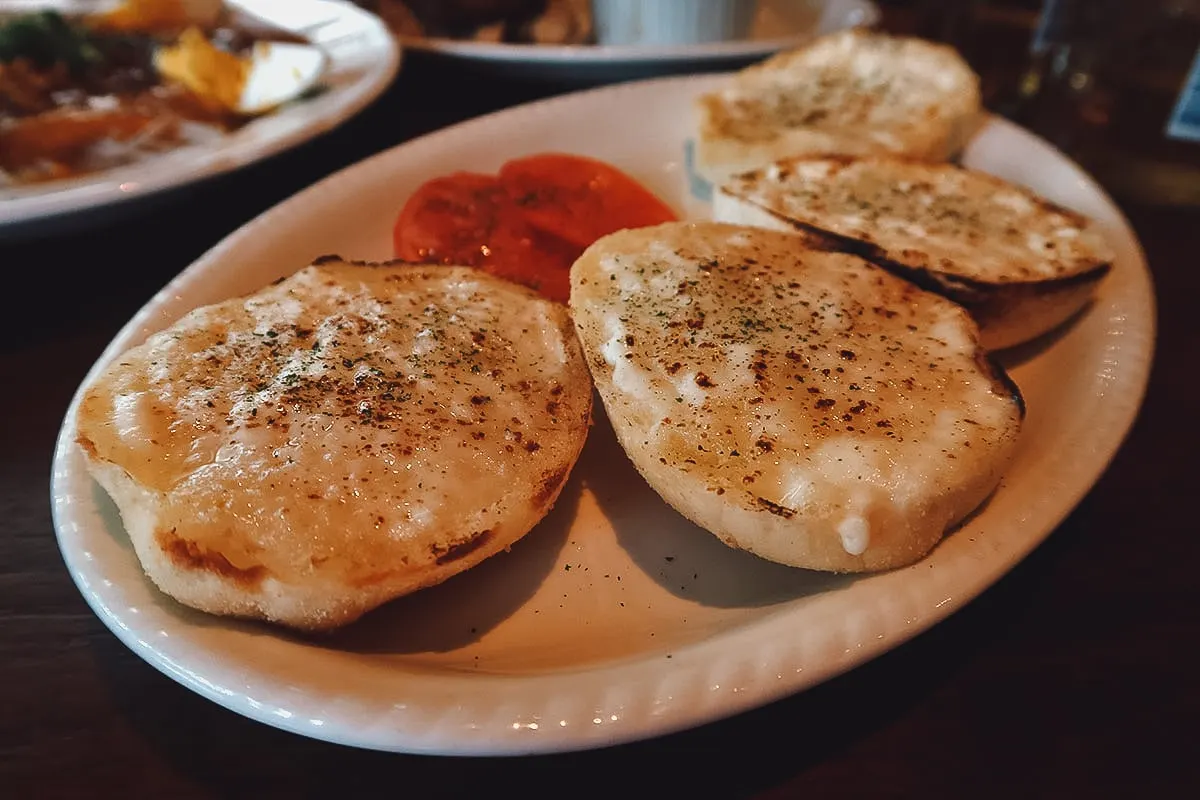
[
  {"x1": 356, "y1": 0, "x2": 1200, "y2": 209},
  {"x1": 879, "y1": 0, "x2": 1200, "y2": 208}
]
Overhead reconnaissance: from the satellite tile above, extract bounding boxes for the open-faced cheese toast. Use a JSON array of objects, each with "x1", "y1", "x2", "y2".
[
  {"x1": 570, "y1": 222, "x2": 1023, "y2": 573},
  {"x1": 75, "y1": 258, "x2": 593, "y2": 632},
  {"x1": 693, "y1": 28, "x2": 982, "y2": 187},
  {"x1": 714, "y1": 155, "x2": 1115, "y2": 350}
]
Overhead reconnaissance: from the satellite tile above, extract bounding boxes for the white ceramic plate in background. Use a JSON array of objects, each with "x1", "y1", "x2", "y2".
[
  {"x1": 0, "y1": 0, "x2": 400, "y2": 232},
  {"x1": 400, "y1": 0, "x2": 879, "y2": 81},
  {"x1": 51, "y1": 74, "x2": 1154, "y2": 756}
]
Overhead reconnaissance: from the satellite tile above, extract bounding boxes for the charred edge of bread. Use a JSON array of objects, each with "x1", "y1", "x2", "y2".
[
  {"x1": 924, "y1": 264, "x2": 1112, "y2": 350},
  {"x1": 156, "y1": 528, "x2": 271, "y2": 589},
  {"x1": 431, "y1": 528, "x2": 494, "y2": 566},
  {"x1": 715, "y1": 199, "x2": 1030, "y2": 415},
  {"x1": 975, "y1": 348, "x2": 1026, "y2": 420},
  {"x1": 728, "y1": 155, "x2": 1114, "y2": 289},
  {"x1": 733, "y1": 197, "x2": 1112, "y2": 323},
  {"x1": 758, "y1": 153, "x2": 1090, "y2": 222},
  {"x1": 310, "y1": 254, "x2": 433, "y2": 268},
  {"x1": 268, "y1": 257, "x2": 392, "y2": 284},
  {"x1": 312, "y1": 254, "x2": 502, "y2": 269},
  {"x1": 307, "y1": 255, "x2": 557, "y2": 303},
  {"x1": 76, "y1": 433, "x2": 98, "y2": 459},
  {"x1": 77, "y1": 426, "x2": 577, "y2": 569},
  {"x1": 310, "y1": 254, "x2": 477, "y2": 269}
]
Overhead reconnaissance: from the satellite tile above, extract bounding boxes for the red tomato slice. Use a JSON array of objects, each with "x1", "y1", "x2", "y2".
[
  {"x1": 475, "y1": 226, "x2": 578, "y2": 303},
  {"x1": 392, "y1": 153, "x2": 678, "y2": 304},
  {"x1": 499, "y1": 152, "x2": 678, "y2": 249},
  {"x1": 392, "y1": 170, "x2": 577, "y2": 302},
  {"x1": 392, "y1": 172, "x2": 508, "y2": 265}
]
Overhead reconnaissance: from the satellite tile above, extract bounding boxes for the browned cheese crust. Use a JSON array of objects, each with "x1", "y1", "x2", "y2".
[
  {"x1": 570, "y1": 222, "x2": 1023, "y2": 572},
  {"x1": 75, "y1": 259, "x2": 593, "y2": 631}
]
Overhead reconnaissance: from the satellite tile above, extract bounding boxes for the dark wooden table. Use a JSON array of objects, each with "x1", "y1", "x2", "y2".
[{"x1": 3, "y1": 39, "x2": 1199, "y2": 800}]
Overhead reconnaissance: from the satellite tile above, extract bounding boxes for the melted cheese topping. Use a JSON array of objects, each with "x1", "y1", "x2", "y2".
[
  {"x1": 720, "y1": 157, "x2": 1115, "y2": 283},
  {"x1": 573, "y1": 222, "x2": 1022, "y2": 556},
  {"x1": 76, "y1": 262, "x2": 590, "y2": 583}
]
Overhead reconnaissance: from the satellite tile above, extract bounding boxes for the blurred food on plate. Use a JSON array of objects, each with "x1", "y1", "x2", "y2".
[
  {"x1": 0, "y1": 0, "x2": 327, "y2": 187},
  {"x1": 358, "y1": 0, "x2": 594, "y2": 45}
]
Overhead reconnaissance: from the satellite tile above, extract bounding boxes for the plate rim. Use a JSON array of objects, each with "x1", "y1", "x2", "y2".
[
  {"x1": 50, "y1": 72, "x2": 1157, "y2": 756},
  {"x1": 0, "y1": 0, "x2": 402, "y2": 230}
]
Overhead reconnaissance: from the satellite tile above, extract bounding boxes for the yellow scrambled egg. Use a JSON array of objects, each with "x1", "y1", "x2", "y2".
[{"x1": 155, "y1": 27, "x2": 249, "y2": 113}]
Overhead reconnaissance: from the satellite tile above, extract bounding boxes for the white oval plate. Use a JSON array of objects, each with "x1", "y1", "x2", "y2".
[
  {"x1": 400, "y1": 0, "x2": 878, "y2": 81},
  {"x1": 0, "y1": 0, "x2": 400, "y2": 231},
  {"x1": 51, "y1": 73, "x2": 1155, "y2": 756}
]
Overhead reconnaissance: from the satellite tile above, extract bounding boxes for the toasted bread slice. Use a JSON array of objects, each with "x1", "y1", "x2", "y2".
[
  {"x1": 75, "y1": 258, "x2": 593, "y2": 632},
  {"x1": 693, "y1": 28, "x2": 982, "y2": 187},
  {"x1": 570, "y1": 222, "x2": 1022, "y2": 573},
  {"x1": 714, "y1": 155, "x2": 1115, "y2": 350}
]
